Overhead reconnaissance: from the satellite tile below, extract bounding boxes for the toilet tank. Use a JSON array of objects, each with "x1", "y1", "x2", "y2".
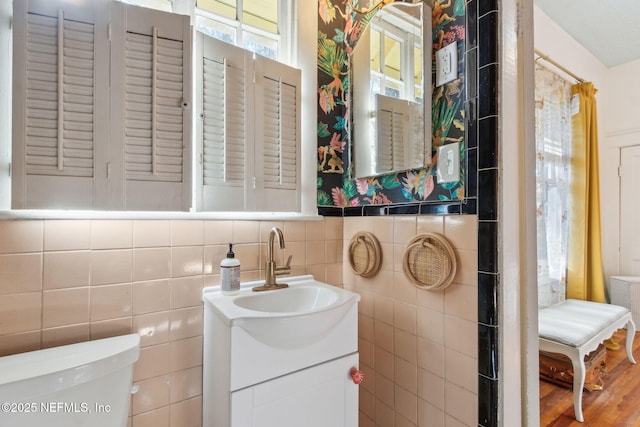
[
  {"x1": 0, "y1": 333, "x2": 140, "y2": 427},
  {"x1": 610, "y1": 276, "x2": 640, "y2": 327}
]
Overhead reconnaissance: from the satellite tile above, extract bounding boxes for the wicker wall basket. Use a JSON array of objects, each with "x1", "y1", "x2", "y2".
[
  {"x1": 402, "y1": 233, "x2": 457, "y2": 291},
  {"x1": 348, "y1": 231, "x2": 382, "y2": 278}
]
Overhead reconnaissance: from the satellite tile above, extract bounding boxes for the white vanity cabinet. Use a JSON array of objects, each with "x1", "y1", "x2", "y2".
[{"x1": 202, "y1": 276, "x2": 361, "y2": 427}]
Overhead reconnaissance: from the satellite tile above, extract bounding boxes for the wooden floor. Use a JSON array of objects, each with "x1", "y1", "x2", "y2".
[{"x1": 540, "y1": 329, "x2": 640, "y2": 426}]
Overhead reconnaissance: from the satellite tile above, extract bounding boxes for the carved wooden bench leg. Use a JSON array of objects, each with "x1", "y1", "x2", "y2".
[
  {"x1": 539, "y1": 300, "x2": 637, "y2": 423},
  {"x1": 625, "y1": 319, "x2": 637, "y2": 364},
  {"x1": 567, "y1": 350, "x2": 586, "y2": 423}
]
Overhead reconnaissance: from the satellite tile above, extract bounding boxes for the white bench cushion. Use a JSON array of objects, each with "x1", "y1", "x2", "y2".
[{"x1": 539, "y1": 299, "x2": 629, "y2": 347}]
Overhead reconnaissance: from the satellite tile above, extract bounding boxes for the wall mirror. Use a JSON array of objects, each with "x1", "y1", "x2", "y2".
[{"x1": 350, "y1": 1, "x2": 432, "y2": 179}]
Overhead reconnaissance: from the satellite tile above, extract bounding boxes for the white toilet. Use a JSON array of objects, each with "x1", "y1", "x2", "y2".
[{"x1": 0, "y1": 333, "x2": 140, "y2": 427}]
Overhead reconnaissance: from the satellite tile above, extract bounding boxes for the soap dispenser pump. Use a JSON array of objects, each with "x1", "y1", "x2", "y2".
[{"x1": 220, "y1": 243, "x2": 240, "y2": 295}]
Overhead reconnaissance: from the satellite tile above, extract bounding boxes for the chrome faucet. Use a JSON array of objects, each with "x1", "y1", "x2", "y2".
[{"x1": 253, "y1": 227, "x2": 292, "y2": 292}]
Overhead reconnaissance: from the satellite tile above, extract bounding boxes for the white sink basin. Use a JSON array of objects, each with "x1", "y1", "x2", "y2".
[
  {"x1": 203, "y1": 275, "x2": 360, "y2": 349},
  {"x1": 232, "y1": 285, "x2": 339, "y2": 313}
]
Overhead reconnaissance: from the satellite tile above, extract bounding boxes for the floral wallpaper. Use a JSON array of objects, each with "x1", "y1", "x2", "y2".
[{"x1": 317, "y1": 0, "x2": 467, "y2": 207}]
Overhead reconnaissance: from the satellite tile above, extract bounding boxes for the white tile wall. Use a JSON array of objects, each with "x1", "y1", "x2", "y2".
[
  {"x1": 345, "y1": 215, "x2": 479, "y2": 427},
  {"x1": 0, "y1": 215, "x2": 477, "y2": 427},
  {"x1": 0, "y1": 218, "x2": 343, "y2": 427}
]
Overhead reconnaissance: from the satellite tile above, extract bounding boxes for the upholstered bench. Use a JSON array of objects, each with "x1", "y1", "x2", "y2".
[{"x1": 538, "y1": 299, "x2": 636, "y2": 422}]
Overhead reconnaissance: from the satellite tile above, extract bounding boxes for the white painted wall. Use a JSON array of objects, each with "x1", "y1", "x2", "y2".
[
  {"x1": 502, "y1": 1, "x2": 538, "y2": 424},
  {"x1": 603, "y1": 59, "x2": 640, "y2": 138},
  {"x1": 602, "y1": 59, "x2": 640, "y2": 278},
  {"x1": 0, "y1": 0, "x2": 11, "y2": 208},
  {"x1": 296, "y1": 0, "x2": 319, "y2": 217},
  {"x1": 534, "y1": 6, "x2": 608, "y2": 86},
  {"x1": 533, "y1": 6, "x2": 620, "y2": 297}
]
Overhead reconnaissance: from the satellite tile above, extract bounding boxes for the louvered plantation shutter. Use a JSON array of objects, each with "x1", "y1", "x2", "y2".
[
  {"x1": 196, "y1": 35, "x2": 252, "y2": 211},
  {"x1": 12, "y1": 0, "x2": 108, "y2": 209},
  {"x1": 254, "y1": 56, "x2": 301, "y2": 212},
  {"x1": 195, "y1": 34, "x2": 300, "y2": 212},
  {"x1": 110, "y1": 3, "x2": 192, "y2": 211},
  {"x1": 376, "y1": 94, "x2": 407, "y2": 173}
]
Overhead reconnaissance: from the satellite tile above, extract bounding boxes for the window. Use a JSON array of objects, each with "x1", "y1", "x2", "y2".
[
  {"x1": 8, "y1": 0, "x2": 310, "y2": 215},
  {"x1": 535, "y1": 63, "x2": 573, "y2": 307},
  {"x1": 114, "y1": 0, "x2": 173, "y2": 12},
  {"x1": 193, "y1": 0, "x2": 300, "y2": 212},
  {"x1": 195, "y1": 0, "x2": 294, "y2": 64}
]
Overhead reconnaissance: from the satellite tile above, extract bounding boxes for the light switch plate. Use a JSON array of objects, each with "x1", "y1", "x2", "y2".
[
  {"x1": 435, "y1": 41, "x2": 458, "y2": 87},
  {"x1": 437, "y1": 142, "x2": 460, "y2": 183}
]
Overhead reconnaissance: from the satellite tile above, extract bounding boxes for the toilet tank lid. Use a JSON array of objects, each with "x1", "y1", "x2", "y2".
[{"x1": 0, "y1": 334, "x2": 140, "y2": 390}]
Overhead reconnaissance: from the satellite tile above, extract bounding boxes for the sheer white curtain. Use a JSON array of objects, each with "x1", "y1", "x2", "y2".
[{"x1": 535, "y1": 63, "x2": 572, "y2": 307}]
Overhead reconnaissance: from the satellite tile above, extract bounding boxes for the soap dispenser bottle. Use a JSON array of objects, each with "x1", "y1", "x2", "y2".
[{"x1": 220, "y1": 243, "x2": 240, "y2": 295}]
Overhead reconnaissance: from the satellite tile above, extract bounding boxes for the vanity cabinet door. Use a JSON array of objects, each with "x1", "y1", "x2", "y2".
[{"x1": 230, "y1": 353, "x2": 359, "y2": 427}]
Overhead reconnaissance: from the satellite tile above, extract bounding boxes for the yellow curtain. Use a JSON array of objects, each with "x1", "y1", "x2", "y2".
[{"x1": 566, "y1": 82, "x2": 605, "y2": 303}]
